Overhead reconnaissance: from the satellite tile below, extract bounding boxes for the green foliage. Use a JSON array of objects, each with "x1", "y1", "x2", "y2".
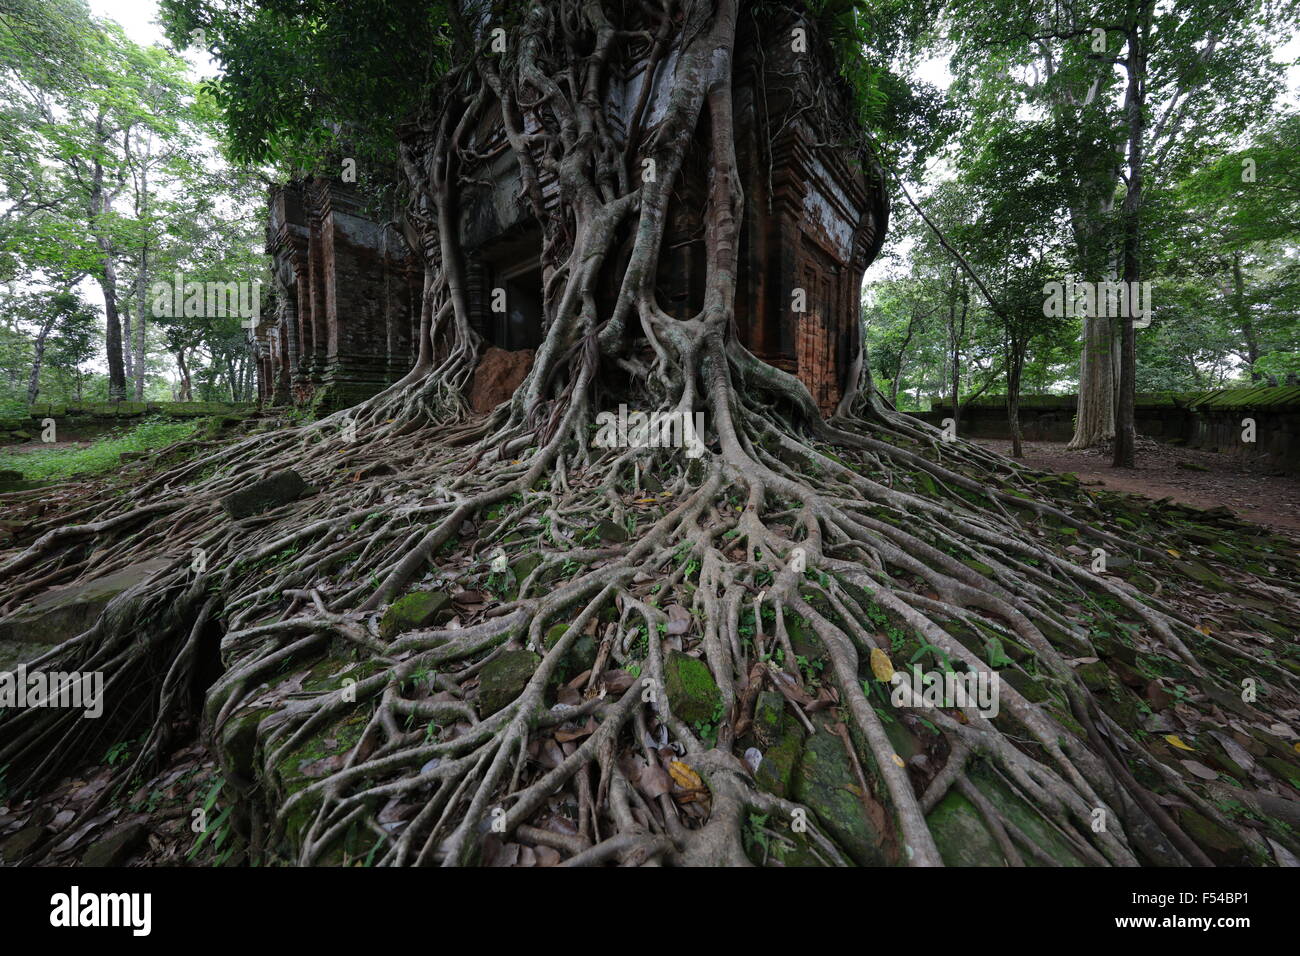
[
  {"x1": 1, "y1": 416, "x2": 196, "y2": 480},
  {"x1": 159, "y1": 0, "x2": 454, "y2": 173},
  {"x1": 0, "y1": 1, "x2": 269, "y2": 405}
]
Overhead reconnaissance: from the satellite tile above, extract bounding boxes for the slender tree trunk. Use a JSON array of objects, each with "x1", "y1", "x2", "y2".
[
  {"x1": 133, "y1": 160, "x2": 150, "y2": 400},
  {"x1": 1007, "y1": 334, "x2": 1026, "y2": 457},
  {"x1": 123, "y1": 304, "x2": 134, "y2": 382},
  {"x1": 891, "y1": 311, "x2": 916, "y2": 407},
  {"x1": 100, "y1": 270, "x2": 126, "y2": 402},
  {"x1": 1112, "y1": 15, "x2": 1149, "y2": 470},
  {"x1": 91, "y1": 172, "x2": 127, "y2": 401},
  {"x1": 947, "y1": 270, "x2": 965, "y2": 428},
  {"x1": 1231, "y1": 253, "x2": 1261, "y2": 380},
  {"x1": 26, "y1": 312, "x2": 58, "y2": 404},
  {"x1": 175, "y1": 348, "x2": 192, "y2": 401}
]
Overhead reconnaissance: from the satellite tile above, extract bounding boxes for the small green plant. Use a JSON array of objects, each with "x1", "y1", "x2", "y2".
[
  {"x1": 795, "y1": 654, "x2": 824, "y2": 684},
  {"x1": 187, "y1": 775, "x2": 237, "y2": 865},
  {"x1": 692, "y1": 699, "x2": 726, "y2": 748}
]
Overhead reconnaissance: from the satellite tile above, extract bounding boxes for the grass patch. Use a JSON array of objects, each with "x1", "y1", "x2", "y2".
[{"x1": 1, "y1": 417, "x2": 198, "y2": 481}]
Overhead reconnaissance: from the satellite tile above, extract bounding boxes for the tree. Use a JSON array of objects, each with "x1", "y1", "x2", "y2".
[
  {"x1": 2, "y1": 0, "x2": 1296, "y2": 871},
  {"x1": 0, "y1": 5, "x2": 196, "y2": 400},
  {"x1": 944, "y1": 0, "x2": 1298, "y2": 462}
]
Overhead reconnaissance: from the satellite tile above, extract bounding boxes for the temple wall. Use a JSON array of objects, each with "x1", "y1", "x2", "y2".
[{"x1": 261, "y1": 178, "x2": 421, "y2": 412}]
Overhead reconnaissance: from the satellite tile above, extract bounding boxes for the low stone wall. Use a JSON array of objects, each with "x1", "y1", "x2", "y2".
[
  {"x1": 0, "y1": 401, "x2": 254, "y2": 444},
  {"x1": 1183, "y1": 386, "x2": 1300, "y2": 471},
  {"x1": 909, "y1": 386, "x2": 1300, "y2": 473}
]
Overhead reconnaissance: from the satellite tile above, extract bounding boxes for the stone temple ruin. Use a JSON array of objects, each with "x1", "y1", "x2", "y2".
[
  {"x1": 254, "y1": 179, "x2": 423, "y2": 413},
  {"x1": 254, "y1": 13, "x2": 887, "y2": 416}
]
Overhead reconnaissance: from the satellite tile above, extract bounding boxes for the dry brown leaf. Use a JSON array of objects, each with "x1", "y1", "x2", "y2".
[
  {"x1": 1179, "y1": 759, "x2": 1219, "y2": 781},
  {"x1": 870, "y1": 647, "x2": 895, "y2": 682},
  {"x1": 668, "y1": 760, "x2": 703, "y2": 791},
  {"x1": 638, "y1": 763, "x2": 673, "y2": 800}
]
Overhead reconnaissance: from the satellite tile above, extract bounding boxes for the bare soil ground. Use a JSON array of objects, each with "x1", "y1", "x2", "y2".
[{"x1": 976, "y1": 436, "x2": 1300, "y2": 535}]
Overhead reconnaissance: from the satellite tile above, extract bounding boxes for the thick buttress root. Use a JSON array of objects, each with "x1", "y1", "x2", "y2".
[{"x1": 2, "y1": 0, "x2": 1298, "y2": 867}]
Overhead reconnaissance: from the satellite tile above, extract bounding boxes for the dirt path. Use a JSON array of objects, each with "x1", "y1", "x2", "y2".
[{"x1": 976, "y1": 437, "x2": 1300, "y2": 534}]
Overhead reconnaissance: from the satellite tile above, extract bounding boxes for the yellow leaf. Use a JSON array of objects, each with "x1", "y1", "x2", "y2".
[
  {"x1": 1164, "y1": 734, "x2": 1196, "y2": 752},
  {"x1": 1166, "y1": 548, "x2": 1181, "y2": 558},
  {"x1": 1197, "y1": 623, "x2": 1212, "y2": 636},
  {"x1": 891, "y1": 754, "x2": 905, "y2": 768},
  {"x1": 668, "y1": 760, "x2": 703, "y2": 791},
  {"x1": 870, "y1": 647, "x2": 895, "y2": 682},
  {"x1": 634, "y1": 498, "x2": 657, "y2": 504}
]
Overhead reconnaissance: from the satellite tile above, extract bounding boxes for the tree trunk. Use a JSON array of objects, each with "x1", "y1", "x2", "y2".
[
  {"x1": 133, "y1": 159, "x2": 150, "y2": 400},
  {"x1": 25, "y1": 311, "x2": 58, "y2": 404},
  {"x1": 175, "y1": 348, "x2": 192, "y2": 401},
  {"x1": 1068, "y1": 315, "x2": 1115, "y2": 448},
  {"x1": 1112, "y1": 15, "x2": 1150, "y2": 470},
  {"x1": 1231, "y1": 253, "x2": 1260, "y2": 380},
  {"x1": 1007, "y1": 334, "x2": 1026, "y2": 457},
  {"x1": 890, "y1": 310, "x2": 917, "y2": 407},
  {"x1": 91, "y1": 158, "x2": 127, "y2": 402},
  {"x1": 123, "y1": 304, "x2": 134, "y2": 382},
  {"x1": 100, "y1": 270, "x2": 126, "y2": 402}
]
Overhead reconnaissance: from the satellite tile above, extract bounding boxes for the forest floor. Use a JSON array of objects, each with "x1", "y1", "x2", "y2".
[
  {"x1": 3, "y1": 422, "x2": 1299, "y2": 867},
  {"x1": 975, "y1": 437, "x2": 1300, "y2": 535}
]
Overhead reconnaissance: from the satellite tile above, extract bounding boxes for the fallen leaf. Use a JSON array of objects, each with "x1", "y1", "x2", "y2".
[
  {"x1": 870, "y1": 647, "x2": 895, "y2": 682},
  {"x1": 638, "y1": 763, "x2": 673, "y2": 800},
  {"x1": 1179, "y1": 759, "x2": 1219, "y2": 780},
  {"x1": 1164, "y1": 734, "x2": 1196, "y2": 752},
  {"x1": 668, "y1": 760, "x2": 703, "y2": 791},
  {"x1": 554, "y1": 717, "x2": 597, "y2": 743}
]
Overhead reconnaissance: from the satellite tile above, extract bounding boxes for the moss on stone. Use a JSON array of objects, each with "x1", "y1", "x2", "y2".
[
  {"x1": 927, "y1": 789, "x2": 1004, "y2": 866},
  {"x1": 379, "y1": 589, "x2": 451, "y2": 639},
  {"x1": 477, "y1": 649, "x2": 540, "y2": 716},
  {"x1": 755, "y1": 727, "x2": 804, "y2": 799},
  {"x1": 664, "y1": 650, "x2": 721, "y2": 725},
  {"x1": 1176, "y1": 808, "x2": 1259, "y2": 865},
  {"x1": 751, "y1": 690, "x2": 786, "y2": 749},
  {"x1": 1175, "y1": 560, "x2": 1232, "y2": 593},
  {"x1": 790, "y1": 729, "x2": 884, "y2": 866}
]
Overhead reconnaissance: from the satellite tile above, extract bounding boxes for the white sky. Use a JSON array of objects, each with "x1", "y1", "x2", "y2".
[{"x1": 89, "y1": 0, "x2": 217, "y2": 75}]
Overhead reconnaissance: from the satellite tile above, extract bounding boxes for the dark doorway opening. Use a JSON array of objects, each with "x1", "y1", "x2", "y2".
[{"x1": 491, "y1": 260, "x2": 544, "y2": 350}]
